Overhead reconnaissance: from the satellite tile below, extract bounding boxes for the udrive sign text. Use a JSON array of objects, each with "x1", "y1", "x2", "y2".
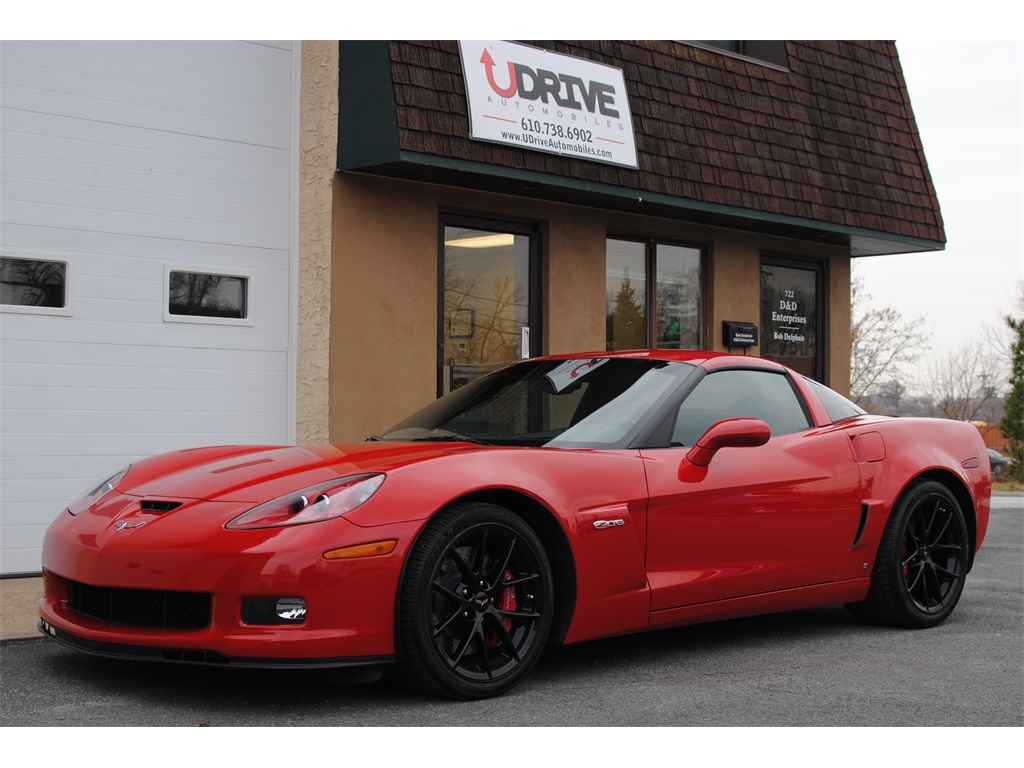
[{"x1": 458, "y1": 41, "x2": 638, "y2": 169}]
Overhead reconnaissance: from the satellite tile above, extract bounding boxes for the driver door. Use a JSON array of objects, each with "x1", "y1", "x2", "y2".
[{"x1": 642, "y1": 368, "x2": 862, "y2": 611}]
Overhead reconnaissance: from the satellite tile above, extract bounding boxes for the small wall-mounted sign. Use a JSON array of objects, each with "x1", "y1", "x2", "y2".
[{"x1": 723, "y1": 321, "x2": 759, "y2": 348}]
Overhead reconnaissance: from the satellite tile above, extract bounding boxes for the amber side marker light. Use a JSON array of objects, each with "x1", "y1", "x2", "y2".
[{"x1": 323, "y1": 540, "x2": 398, "y2": 560}]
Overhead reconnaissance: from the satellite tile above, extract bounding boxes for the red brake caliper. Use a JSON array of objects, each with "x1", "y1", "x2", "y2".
[
  {"x1": 501, "y1": 568, "x2": 517, "y2": 629},
  {"x1": 485, "y1": 568, "x2": 516, "y2": 648}
]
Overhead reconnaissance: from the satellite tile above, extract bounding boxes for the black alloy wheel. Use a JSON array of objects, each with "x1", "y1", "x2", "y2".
[
  {"x1": 847, "y1": 480, "x2": 969, "y2": 628},
  {"x1": 396, "y1": 502, "x2": 554, "y2": 699}
]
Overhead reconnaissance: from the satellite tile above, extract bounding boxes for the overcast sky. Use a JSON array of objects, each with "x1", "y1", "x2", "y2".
[{"x1": 858, "y1": 40, "x2": 1023, "y2": 389}]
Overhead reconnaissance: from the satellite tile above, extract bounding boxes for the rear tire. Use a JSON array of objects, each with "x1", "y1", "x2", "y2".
[
  {"x1": 847, "y1": 480, "x2": 968, "y2": 628},
  {"x1": 395, "y1": 502, "x2": 553, "y2": 699}
]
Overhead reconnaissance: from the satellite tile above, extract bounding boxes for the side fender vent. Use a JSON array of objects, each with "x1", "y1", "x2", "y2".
[{"x1": 851, "y1": 503, "x2": 869, "y2": 548}]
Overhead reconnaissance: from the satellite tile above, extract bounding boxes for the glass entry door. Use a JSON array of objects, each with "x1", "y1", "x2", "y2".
[
  {"x1": 440, "y1": 219, "x2": 539, "y2": 395},
  {"x1": 759, "y1": 256, "x2": 824, "y2": 381}
]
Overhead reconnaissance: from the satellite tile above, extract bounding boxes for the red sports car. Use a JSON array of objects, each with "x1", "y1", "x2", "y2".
[{"x1": 39, "y1": 351, "x2": 991, "y2": 699}]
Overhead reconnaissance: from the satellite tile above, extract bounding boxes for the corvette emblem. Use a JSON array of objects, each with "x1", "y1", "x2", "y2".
[{"x1": 114, "y1": 520, "x2": 147, "y2": 531}]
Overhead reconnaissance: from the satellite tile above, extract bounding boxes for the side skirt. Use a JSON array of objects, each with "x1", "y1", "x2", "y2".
[{"x1": 646, "y1": 578, "x2": 871, "y2": 631}]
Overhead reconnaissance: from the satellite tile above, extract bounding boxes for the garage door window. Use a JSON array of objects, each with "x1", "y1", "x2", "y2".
[
  {"x1": 165, "y1": 268, "x2": 253, "y2": 325},
  {"x1": 0, "y1": 256, "x2": 71, "y2": 316}
]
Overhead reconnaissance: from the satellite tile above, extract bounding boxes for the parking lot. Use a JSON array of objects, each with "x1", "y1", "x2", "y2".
[{"x1": 2, "y1": 495, "x2": 1021, "y2": 728}]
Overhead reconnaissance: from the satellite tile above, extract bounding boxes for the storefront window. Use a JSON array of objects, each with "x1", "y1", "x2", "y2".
[
  {"x1": 440, "y1": 218, "x2": 540, "y2": 394},
  {"x1": 655, "y1": 244, "x2": 702, "y2": 349},
  {"x1": 606, "y1": 238, "x2": 702, "y2": 351},
  {"x1": 605, "y1": 239, "x2": 647, "y2": 350}
]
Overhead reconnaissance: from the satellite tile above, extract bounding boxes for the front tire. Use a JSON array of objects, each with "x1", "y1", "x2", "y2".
[
  {"x1": 396, "y1": 502, "x2": 554, "y2": 699},
  {"x1": 847, "y1": 480, "x2": 969, "y2": 628}
]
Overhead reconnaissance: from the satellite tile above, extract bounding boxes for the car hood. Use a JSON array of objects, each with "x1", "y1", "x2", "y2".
[{"x1": 119, "y1": 442, "x2": 484, "y2": 504}]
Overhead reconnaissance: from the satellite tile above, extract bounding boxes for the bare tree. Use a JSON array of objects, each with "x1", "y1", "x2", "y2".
[
  {"x1": 981, "y1": 281, "x2": 1024, "y2": 391},
  {"x1": 874, "y1": 378, "x2": 908, "y2": 415},
  {"x1": 925, "y1": 345, "x2": 1002, "y2": 423},
  {"x1": 850, "y1": 268, "x2": 931, "y2": 404}
]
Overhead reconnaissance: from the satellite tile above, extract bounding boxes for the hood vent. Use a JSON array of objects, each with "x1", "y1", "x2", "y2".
[{"x1": 140, "y1": 500, "x2": 183, "y2": 513}]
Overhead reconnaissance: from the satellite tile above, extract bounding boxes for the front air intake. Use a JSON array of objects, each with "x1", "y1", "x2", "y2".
[{"x1": 67, "y1": 581, "x2": 210, "y2": 630}]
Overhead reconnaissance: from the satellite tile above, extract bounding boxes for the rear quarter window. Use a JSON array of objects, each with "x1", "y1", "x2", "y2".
[{"x1": 804, "y1": 377, "x2": 865, "y2": 423}]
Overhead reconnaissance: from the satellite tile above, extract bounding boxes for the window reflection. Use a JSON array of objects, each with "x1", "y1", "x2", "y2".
[
  {"x1": 606, "y1": 239, "x2": 702, "y2": 351},
  {"x1": 0, "y1": 257, "x2": 67, "y2": 308},
  {"x1": 655, "y1": 244, "x2": 701, "y2": 350},
  {"x1": 386, "y1": 357, "x2": 692, "y2": 448},
  {"x1": 605, "y1": 239, "x2": 647, "y2": 350},
  {"x1": 442, "y1": 226, "x2": 531, "y2": 391},
  {"x1": 168, "y1": 271, "x2": 248, "y2": 319}
]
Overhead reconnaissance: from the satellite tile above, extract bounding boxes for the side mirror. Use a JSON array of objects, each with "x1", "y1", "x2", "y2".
[{"x1": 685, "y1": 418, "x2": 771, "y2": 467}]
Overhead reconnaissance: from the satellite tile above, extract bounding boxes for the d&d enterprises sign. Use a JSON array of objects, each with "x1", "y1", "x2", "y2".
[{"x1": 458, "y1": 41, "x2": 638, "y2": 169}]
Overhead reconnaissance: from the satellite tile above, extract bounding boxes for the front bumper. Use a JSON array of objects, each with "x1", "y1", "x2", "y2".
[{"x1": 39, "y1": 507, "x2": 424, "y2": 666}]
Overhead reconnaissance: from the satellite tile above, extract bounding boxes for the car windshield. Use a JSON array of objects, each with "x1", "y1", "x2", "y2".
[{"x1": 382, "y1": 358, "x2": 695, "y2": 448}]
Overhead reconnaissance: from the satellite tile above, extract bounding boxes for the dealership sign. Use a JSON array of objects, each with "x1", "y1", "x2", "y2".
[{"x1": 458, "y1": 41, "x2": 638, "y2": 169}]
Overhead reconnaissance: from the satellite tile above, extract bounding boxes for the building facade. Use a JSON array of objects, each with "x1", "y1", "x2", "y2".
[
  {"x1": 0, "y1": 40, "x2": 943, "y2": 575},
  {"x1": 323, "y1": 40, "x2": 943, "y2": 443}
]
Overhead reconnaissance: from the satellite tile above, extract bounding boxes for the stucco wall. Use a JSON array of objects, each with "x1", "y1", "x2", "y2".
[
  {"x1": 330, "y1": 175, "x2": 440, "y2": 442},
  {"x1": 296, "y1": 40, "x2": 338, "y2": 445},
  {"x1": 827, "y1": 257, "x2": 852, "y2": 394},
  {"x1": 544, "y1": 210, "x2": 607, "y2": 354}
]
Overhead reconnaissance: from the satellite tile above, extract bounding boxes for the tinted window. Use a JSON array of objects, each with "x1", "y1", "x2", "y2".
[
  {"x1": 672, "y1": 369, "x2": 810, "y2": 446},
  {"x1": 804, "y1": 377, "x2": 865, "y2": 423},
  {"x1": 384, "y1": 358, "x2": 694, "y2": 448}
]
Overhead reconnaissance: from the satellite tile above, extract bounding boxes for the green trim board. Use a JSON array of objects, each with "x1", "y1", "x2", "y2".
[
  {"x1": 337, "y1": 41, "x2": 401, "y2": 171},
  {"x1": 343, "y1": 151, "x2": 943, "y2": 257}
]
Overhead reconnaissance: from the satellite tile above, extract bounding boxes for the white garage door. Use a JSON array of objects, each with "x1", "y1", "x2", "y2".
[{"x1": 0, "y1": 41, "x2": 297, "y2": 574}]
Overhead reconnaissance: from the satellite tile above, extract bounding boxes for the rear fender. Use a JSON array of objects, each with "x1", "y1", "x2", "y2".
[{"x1": 841, "y1": 419, "x2": 990, "y2": 576}]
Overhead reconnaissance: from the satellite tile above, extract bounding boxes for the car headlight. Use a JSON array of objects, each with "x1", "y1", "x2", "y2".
[
  {"x1": 66, "y1": 467, "x2": 130, "y2": 516},
  {"x1": 226, "y1": 474, "x2": 385, "y2": 530}
]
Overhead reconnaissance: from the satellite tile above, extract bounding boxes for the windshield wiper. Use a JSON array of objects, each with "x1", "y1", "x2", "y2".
[{"x1": 410, "y1": 434, "x2": 493, "y2": 446}]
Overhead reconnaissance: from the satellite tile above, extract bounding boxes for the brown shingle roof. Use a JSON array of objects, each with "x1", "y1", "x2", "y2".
[{"x1": 380, "y1": 40, "x2": 944, "y2": 248}]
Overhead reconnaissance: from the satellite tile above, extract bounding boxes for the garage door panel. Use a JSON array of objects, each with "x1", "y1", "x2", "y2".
[{"x1": 1, "y1": 41, "x2": 296, "y2": 574}]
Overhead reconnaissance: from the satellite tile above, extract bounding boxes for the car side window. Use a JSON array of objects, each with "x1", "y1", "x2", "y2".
[{"x1": 671, "y1": 369, "x2": 811, "y2": 446}]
